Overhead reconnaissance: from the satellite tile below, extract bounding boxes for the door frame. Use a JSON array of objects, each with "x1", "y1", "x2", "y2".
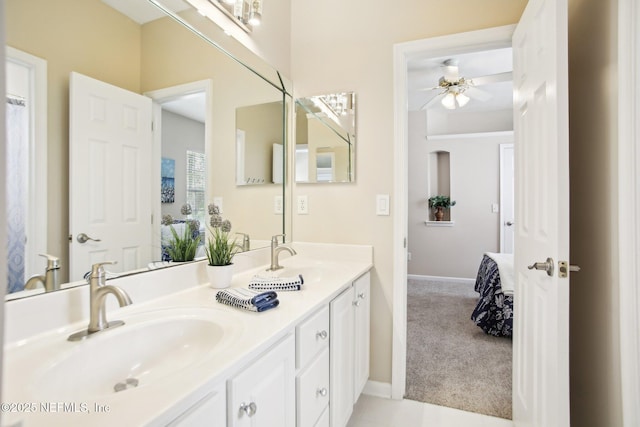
[
  {"x1": 5, "y1": 47, "x2": 47, "y2": 279},
  {"x1": 144, "y1": 80, "x2": 213, "y2": 259},
  {"x1": 618, "y1": 0, "x2": 640, "y2": 424},
  {"x1": 391, "y1": 25, "x2": 516, "y2": 399}
]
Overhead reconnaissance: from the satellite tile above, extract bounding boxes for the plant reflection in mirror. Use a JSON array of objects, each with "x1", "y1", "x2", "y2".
[
  {"x1": 162, "y1": 204, "x2": 201, "y2": 262},
  {"x1": 205, "y1": 204, "x2": 239, "y2": 266}
]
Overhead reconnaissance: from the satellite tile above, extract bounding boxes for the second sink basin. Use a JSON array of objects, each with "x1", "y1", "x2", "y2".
[{"x1": 25, "y1": 308, "x2": 240, "y2": 401}]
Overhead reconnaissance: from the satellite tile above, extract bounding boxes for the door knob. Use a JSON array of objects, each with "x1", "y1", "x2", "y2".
[
  {"x1": 77, "y1": 233, "x2": 102, "y2": 244},
  {"x1": 527, "y1": 257, "x2": 554, "y2": 276},
  {"x1": 505, "y1": 221, "x2": 514, "y2": 226}
]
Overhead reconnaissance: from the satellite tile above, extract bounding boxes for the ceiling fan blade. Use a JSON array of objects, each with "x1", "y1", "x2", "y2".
[
  {"x1": 465, "y1": 86, "x2": 492, "y2": 102},
  {"x1": 469, "y1": 71, "x2": 512, "y2": 86},
  {"x1": 419, "y1": 93, "x2": 444, "y2": 110},
  {"x1": 418, "y1": 85, "x2": 443, "y2": 92}
]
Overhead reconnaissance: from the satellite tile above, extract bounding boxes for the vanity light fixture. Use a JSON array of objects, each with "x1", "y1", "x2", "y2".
[{"x1": 186, "y1": 0, "x2": 264, "y2": 33}]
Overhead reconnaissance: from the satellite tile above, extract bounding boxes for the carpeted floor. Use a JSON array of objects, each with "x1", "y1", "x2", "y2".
[{"x1": 405, "y1": 278, "x2": 512, "y2": 419}]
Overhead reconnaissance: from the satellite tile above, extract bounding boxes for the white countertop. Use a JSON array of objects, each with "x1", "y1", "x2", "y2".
[{"x1": 2, "y1": 243, "x2": 373, "y2": 427}]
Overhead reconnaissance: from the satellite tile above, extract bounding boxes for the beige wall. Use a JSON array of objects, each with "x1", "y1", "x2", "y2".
[
  {"x1": 568, "y1": 0, "x2": 622, "y2": 425},
  {"x1": 6, "y1": 0, "x2": 142, "y2": 282},
  {"x1": 407, "y1": 111, "x2": 511, "y2": 278},
  {"x1": 291, "y1": 0, "x2": 528, "y2": 384}
]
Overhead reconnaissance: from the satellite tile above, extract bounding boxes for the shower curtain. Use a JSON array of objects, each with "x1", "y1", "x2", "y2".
[{"x1": 6, "y1": 96, "x2": 28, "y2": 293}]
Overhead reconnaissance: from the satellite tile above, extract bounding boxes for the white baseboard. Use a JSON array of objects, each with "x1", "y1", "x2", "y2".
[
  {"x1": 362, "y1": 380, "x2": 393, "y2": 399},
  {"x1": 407, "y1": 274, "x2": 475, "y2": 285}
]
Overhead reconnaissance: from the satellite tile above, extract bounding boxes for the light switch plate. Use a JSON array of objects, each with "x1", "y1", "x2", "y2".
[
  {"x1": 297, "y1": 195, "x2": 308, "y2": 214},
  {"x1": 376, "y1": 194, "x2": 390, "y2": 216},
  {"x1": 274, "y1": 195, "x2": 283, "y2": 214}
]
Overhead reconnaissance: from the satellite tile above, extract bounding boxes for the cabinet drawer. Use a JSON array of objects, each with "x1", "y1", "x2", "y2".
[
  {"x1": 297, "y1": 347, "x2": 330, "y2": 427},
  {"x1": 296, "y1": 305, "x2": 329, "y2": 369}
]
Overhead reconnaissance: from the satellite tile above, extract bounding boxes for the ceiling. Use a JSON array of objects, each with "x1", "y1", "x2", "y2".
[
  {"x1": 101, "y1": 0, "x2": 189, "y2": 24},
  {"x1": 407, "y1": 47, "x2": 513, "y2": 113}
]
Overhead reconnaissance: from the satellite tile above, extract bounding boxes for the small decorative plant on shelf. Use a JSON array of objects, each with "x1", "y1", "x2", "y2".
[
  {"x1": 205, "y1": 203, "x2": 239, "y2": 288},
  {"x1": 161, "y1": 203, "x2": 201, "y2": 262},
  {"x1": 428, "y1": 195, "x2": 456, "y2": 221}
]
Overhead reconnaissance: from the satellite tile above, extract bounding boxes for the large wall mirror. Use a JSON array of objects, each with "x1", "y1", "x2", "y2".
[
  {"x1": 4, "y1": 0, "x2": 290, "y2": 299},
  {"x1": 295, "y1": 92, "x2": 356, "y2": 183}
]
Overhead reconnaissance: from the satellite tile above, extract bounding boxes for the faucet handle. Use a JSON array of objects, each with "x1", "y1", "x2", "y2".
[
  {"x1": 271, "y1": 234, "x2": 286, "y2": 245},
  {"x1": 39, "y1": 253, "x2": 60, "y2": 270},
  {"x1": 91, "y1": 261, "x2": 117, "y2": 277}
]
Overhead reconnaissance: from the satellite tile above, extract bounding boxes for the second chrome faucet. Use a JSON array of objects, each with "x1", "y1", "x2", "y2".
[
  {"x1": 68, "y1": 261, "x2": 132, "y2": 341},
  {"x1": 267, "y1": 234, "x2": 297, "y2": 271}
]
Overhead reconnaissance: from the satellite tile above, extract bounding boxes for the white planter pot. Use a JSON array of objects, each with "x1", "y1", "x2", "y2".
[{"x1": 207, "y1": 264, "x2": 234, "y2": 289}]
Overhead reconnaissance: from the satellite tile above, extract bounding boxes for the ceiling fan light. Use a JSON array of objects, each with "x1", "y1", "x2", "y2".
[
  {"x1": 457, "y1": 93, "x2": 470, "y2": 107},
  {"x1": 441, "y1": 92, "x2": 456, "y2": 110}
]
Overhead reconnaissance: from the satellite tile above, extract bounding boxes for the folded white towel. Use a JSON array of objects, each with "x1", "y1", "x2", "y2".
[
  {"x1": 248, "y1": 274, "x2": 304, "y2": 291},
  {"x1": 485, "y1": 252, "x2": 514, "y2": 295}
]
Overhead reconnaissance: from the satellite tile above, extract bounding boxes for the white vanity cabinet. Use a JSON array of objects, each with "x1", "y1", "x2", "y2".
[
  {"x1": 166, "y1": 383, "x2": 226, "y2": 427},
  {"x1": 227, "y1": 334, "x2": 296, "y2": 427},
  {"x1": 296, "y1": 305, "x2": 331, "y2": 427},
  {"x1": 330, "y1": 271, "x2": 371, "y2": 427}
]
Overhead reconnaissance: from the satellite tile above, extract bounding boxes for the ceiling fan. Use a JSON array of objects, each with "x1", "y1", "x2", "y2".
[{"x1": 419, "y1": 59, "x2": 512, "y2": 110}]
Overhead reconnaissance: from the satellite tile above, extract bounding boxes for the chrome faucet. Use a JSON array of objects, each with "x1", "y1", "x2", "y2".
[
  {"x1": 235, "y1": 232, "x2": 251, "y2": 252},
  {"x1": 68, "y1": 261, "x2": 132, "y2": 341},
  {"x1": 267, "y1": 234, "x2": 297, "y2": 271},
  {"x1": 25, "y1": 253, "x2": 61, "y2": 292}
]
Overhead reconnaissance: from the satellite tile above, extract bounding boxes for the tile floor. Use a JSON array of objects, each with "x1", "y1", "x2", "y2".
[{"x1": 347, "y1": 395, "x2": 514, "y2": 427}]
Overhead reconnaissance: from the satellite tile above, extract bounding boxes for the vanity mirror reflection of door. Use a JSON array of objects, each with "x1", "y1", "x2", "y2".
[{"x1": 5, "y1": 0, "x2": 290, "y2": 296}]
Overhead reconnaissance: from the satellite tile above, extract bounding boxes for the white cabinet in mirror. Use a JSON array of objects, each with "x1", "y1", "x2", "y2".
[
  {"x1": 4, "y1": 0, "x2": 289, "y2": 298},
  {"x1": 295, "y1": 92, "x2": 356, "y2": 183}
]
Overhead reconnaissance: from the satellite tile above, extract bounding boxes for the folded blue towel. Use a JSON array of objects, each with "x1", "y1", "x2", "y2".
[
  {"x1": 248, "y1": 274, "x2": 304, "y2": 291},
  {"x1": 215, "y1": 288, "x2": 279, "y2": 312}
]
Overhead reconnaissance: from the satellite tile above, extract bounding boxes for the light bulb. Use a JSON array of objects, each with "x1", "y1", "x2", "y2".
[
  {"x1": 441, "y1": 92, "x2": 456, "y2": 110},
  {"x1": 456, "y1": 93, "x2": 470, "y2": 107}
]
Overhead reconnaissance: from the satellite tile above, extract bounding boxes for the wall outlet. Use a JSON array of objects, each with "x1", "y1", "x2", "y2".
[
  {"x1": 491, "y1": 203, "x2": 499, "y2": 213},
  {"x1": 407, "y1": 252, "x2": 412, "y2": 261},
  {"x1": 274, "y1": 195, "x2": 283, "y2": 215},
  {"x1": 297, "y1": 195, "x2": 309, "y2": 214}
]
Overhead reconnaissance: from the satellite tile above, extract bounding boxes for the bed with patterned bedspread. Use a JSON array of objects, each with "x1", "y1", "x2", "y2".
[{"x1": 471, "y1": 253, "x2": 514, "y2": 337}]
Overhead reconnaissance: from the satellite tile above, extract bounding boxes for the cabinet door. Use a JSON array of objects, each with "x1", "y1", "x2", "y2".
[
  {"x1": 228, "y1": 334, "x2": 296, "y2": 427},
  {"x1": 353, "y1": 272, "x2": 371, "y2": 401},
  {"x1": 166, "y1": 383, "x2": 226, "y2": 427},
  {"x1": 330, "y1": 286, "x2": 355, "y2": 427}
]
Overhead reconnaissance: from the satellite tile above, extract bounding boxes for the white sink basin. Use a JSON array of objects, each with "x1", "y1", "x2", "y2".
[{"x1": 7, "y1": 308, "x2": 241, "y2": 401}]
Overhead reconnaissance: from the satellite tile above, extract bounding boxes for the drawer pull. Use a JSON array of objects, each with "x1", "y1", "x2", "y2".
[
  {"x1": 358, "y1": 292, "x2": 366, "y2": 299},
  {"x1": 239, "y1": 401, "x2": 257, "y2": 417},
  {"x1": 317, "y1": 387, "x2": 328, "y2": 397},
  {"x1": 353, "y1": 300, "x2": 361, "y2": 307},
  {"x1": 316, "y1": 330, "x2": 328, "y2": 340}
]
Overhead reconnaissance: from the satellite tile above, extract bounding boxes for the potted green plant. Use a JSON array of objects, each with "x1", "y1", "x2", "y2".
[
  {"x1": 161, "y1": 207, "x2": 201, "y2": 262},
  {"x1": 428, "y1": 195, "x2": 456, "y2": 221},
  {"x1": 205, "y1": 203, "x2": 239, "y2": 288}
]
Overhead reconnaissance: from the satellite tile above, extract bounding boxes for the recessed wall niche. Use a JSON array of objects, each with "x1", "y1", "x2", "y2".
[{"x1": 428, "y1": 150, "x2": 452, "y2": 221}]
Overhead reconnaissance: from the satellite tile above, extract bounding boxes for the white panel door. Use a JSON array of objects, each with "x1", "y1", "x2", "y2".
[
  {"x1": 512, "y1": 0, "x2": 570, "y2": 425},
  {"x1": 69, "y1": 72, "x2": 153, "y2": 281}
]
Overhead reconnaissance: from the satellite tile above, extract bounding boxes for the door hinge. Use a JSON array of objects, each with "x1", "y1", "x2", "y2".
[
  {"x1": 558, "y1": 261, "x2": 581, "y2": 278},
  {"x1": 404, "y1": 237, "x2": 407, "y2": 248}
]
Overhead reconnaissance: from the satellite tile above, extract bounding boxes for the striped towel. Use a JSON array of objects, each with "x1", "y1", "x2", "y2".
[
  {"x1": 248, "y1": 274, "x2": 304, "y2": 291},
  {"x1": 215, "y1": 288, "x2": 279, "y2": 312}
]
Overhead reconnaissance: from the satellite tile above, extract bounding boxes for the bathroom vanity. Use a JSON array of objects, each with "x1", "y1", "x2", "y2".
[{"x1": 2, "y1": 243, "x2": 372, "y2": 427}]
